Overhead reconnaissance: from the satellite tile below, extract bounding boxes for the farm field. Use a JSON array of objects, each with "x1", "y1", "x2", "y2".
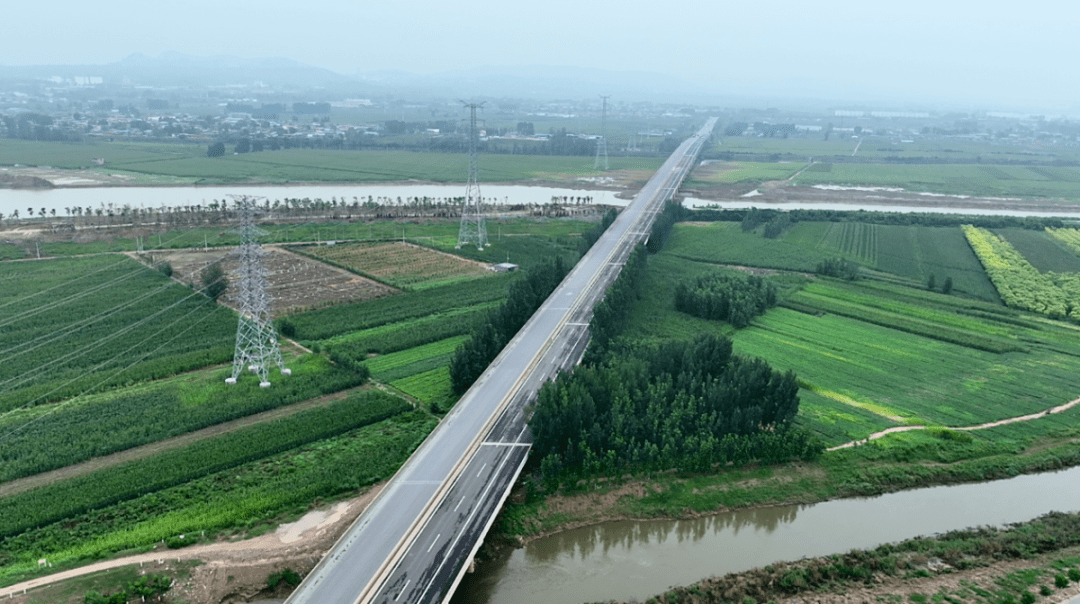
[
  {"x1": 666, "y1": 222, "x2": 830, "y2": 272},
  {"x1": 623, "y1": 225, "x2": 1080, "y2": 446},
  {"x1": 365, "y1": 336, "x2": 468, "y2": 383},
  {"x1": 712, "y1": 135, "x2": 1080, "y2": 164},
  {"x1": 0, "y1": 354, "x2": 363, "y2": 482},
  {"x1": 687, "y1": 160, "x2": 806, "y2": 185},
  {"x1": 0, "y1": 139, "x2": 664, "y2": 185},
  {"x1": 161, "y1": 246, "x2": 398, "y2": 314},
  {"x1": 299, "y1": 241, "x2": 493, "y2": 289},
  {"x1": 963, "y1": 225, "x2": 1072, "y2": 317},
  {"x1": 0, "y1": 255, "x2": 237, "y2": 409},
  {"x1": 0, "y1": 409, "x2": 437, "y2": 586},
  {"x1": 790, "y1": 162, "x2": 1080, "y2": 199},
  {"x1": 781, "y1": 222, "x2": 1001, "y2": 302},
  {"x1": 995, "y1": 227, "x2": 1080, "y2": 273},
  {"x1": 0, "y1": 213, "x2": 598, "y2": 587},
  {"x1": 286, "y1": 272, "x2": 514, "y2": 341},
  {"x1": 1047, "y1": 227, "x2": 1080, "y2": 256}
]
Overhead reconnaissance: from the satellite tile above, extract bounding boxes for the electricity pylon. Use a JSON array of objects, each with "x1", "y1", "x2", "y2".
[
  {"x1": 594, "y1": 95, "x2": 610, "y2": 171},
  {"x1": 457, "y1": 101, "x2": 488, "y2": 250},
  {"x1": 224, "y1": 194, "x2": 289, "y2": 387}
]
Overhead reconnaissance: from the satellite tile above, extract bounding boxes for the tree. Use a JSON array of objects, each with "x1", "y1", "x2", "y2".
[
  {"x1": 234, "y1": 138, "x2": 251, "y2": 154},
  {"x1": 942, "y1": 276, "x2": 953, "y2": 295},
  {"x1": 927, "y1": 273, "x2": 937, "y2": 290},
  {"x1": 201, "y1": 262, "x2": 227, "y2": 302},
  {"x1": 206, "y1": 142, "x2": 226, "y2": 157}
]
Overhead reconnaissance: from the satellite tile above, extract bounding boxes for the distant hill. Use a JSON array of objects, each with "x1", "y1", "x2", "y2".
[
  {"x1": 0, "y1": 52, "x2": 352, "y2": 89},
  {"x1": 356, "y1": 64, "x2": 720, "y2": 102}
]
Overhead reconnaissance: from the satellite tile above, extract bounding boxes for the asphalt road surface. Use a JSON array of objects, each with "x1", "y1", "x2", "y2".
[{"x1": 285, "y1": 118, "x2": 717, "y2": 604}]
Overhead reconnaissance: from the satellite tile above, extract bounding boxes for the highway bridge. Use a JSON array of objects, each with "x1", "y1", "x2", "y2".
[{"x1": 285, "y1": 118, "x2": 718, "y2": 604}]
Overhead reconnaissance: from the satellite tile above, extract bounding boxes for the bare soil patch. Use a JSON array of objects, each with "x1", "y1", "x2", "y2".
[
  {"x1": 151, "y1": 246, "x2": 397, "y2": 314},
  {"x1": 300, "y1": 241, "x2": 492, "y2": 288}
]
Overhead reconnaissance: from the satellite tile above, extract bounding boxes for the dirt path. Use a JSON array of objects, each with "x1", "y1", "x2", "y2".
[
  {"x1": 0, "y1": 483, "x2": 385, "y2": 602},
  {"x1": 0, "y1": 385, "x2": 372, "y2": 498},
  {"x1": 827, "y1": 395, "x2": 1080, "y2": 451}
]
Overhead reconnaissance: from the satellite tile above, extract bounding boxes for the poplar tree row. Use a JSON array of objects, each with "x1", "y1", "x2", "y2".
[
  {"x1": 674, "y1": 271, "x2": 778, "y2": 327},
  {"x1": 529, "y1": 334, "x2": 814, "y2": 481},
  {"x1": 448, "y1": 256, "x2": 570, "y2": 394}
]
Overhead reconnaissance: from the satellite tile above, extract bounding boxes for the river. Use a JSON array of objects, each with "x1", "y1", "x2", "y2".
[
  {"x1": 5, "y1": 183, "x2": 1080, "y2": 219},
  {"x1": 0, "y1": 184, "x2": 622, "y2": 217},
  {"x1": 453, "y1": 466, "x2": 1080, "y2": 604}
]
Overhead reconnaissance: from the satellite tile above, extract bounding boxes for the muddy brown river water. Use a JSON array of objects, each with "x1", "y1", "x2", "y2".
[{"x1": 453, "y1": 466, "x2": 1080, "y2": 604}]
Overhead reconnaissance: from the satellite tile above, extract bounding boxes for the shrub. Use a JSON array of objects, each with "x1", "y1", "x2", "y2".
[
  {"x1": 1055, "y1": 574, "x2": 1069, "y2": 588},
  {"x1": 267, "y1": 568, "x2": 303, "y2": 588},
  {"x1": 1069, "y1": 567, "x2": 1080, "y2": 582}
]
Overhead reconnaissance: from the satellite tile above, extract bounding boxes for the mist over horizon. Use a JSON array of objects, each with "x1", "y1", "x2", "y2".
[{"x1": 2, "y1": 0, "x2": 1076, "y2": 115}]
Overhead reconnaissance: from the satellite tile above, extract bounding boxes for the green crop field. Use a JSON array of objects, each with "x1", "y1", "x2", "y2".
[
  {"x1": 287, "y1": 273, "x2": 514, "y2": 341},
  {"x1": 964, "y1": 225, "x2": 1072, "y2": 317},
  {"x1": 667, "y1": 223, "x2": 830, "y2": 272},
  {"x1": 0, "y1": 241, "x2": 26, "y2": 260},
  {"x1": 733, "y1": 303, "x2": 1080, "y2": 428},
  {"x1": 0, "y1": 355, "x2": 364, "y2": 482},
  {"x1": 365, "y1": 336, "x2": 467, "y2": 382},
  {"x1": 0, "y1": 139, "x2": 203, "y2": 170},
  {"x1": 0, "y1": 390, "x2": 408, "y2": 539},
  {"x1": 790, "y1": 163, "x2": 1080, "y2": 199},
  {"x1": 995, "y1": 227, "x2": 1080, "y2": 273},
  {"x1": 625, "y1": 224, "x2": 1080, "y2": 445},
  {"x1": 0, "y1": 139, "x2": 663, "y2": 184},
  {"x1": 0, "y1": 255, "x2": 237, "y2": 409},
  {"x1": 775, "y1": 222, "x2": 1000, "y2": 301},
  {"x1": 104, "y1": 148, "x2": 661, "y2": 184},
  {"x1": 392, "y1": 367, "x2": 453, "y2": 406},
  {"x1": 0, "y1": 411, "x2": 436, "y2": 585}
]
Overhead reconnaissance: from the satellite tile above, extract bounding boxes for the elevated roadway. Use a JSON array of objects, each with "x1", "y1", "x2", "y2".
[{"x1": 285, "y1": 118, "x2": 717, "y2": 604}]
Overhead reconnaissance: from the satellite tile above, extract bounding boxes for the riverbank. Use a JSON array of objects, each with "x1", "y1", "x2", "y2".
[
  {"x1": 613, "y1": 511, "x2": 1080, "y2": 604},
  {"x1": 496, "y1": 415, "x2": 1080, "y2": 545}
]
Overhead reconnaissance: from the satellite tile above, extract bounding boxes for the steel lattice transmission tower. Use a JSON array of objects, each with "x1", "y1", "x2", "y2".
[
  {"x1": 594, "y1": 95, "x2": 610, "y2": 171},
  {"x1": 224, "y1": 194, "x2": 290, "y2": 388},
  {"x1": 457, "y1": 101, "x2": 488, "y2": 250}
]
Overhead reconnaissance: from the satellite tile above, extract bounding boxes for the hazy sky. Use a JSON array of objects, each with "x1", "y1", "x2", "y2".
[{"x1": 4, "y1": 0, "x2": 1077, "y2": 110}]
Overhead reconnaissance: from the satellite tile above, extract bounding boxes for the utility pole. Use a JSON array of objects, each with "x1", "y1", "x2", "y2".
[
  {"x1": 457, "y1": 101, "x2": 488, "y2": 250},
  {"x1": 224, "y1": 194, "x2": 289, "y2": 388},
  {"x1": 594, "y1": 95, "x2": 610, "y2": 171}
]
